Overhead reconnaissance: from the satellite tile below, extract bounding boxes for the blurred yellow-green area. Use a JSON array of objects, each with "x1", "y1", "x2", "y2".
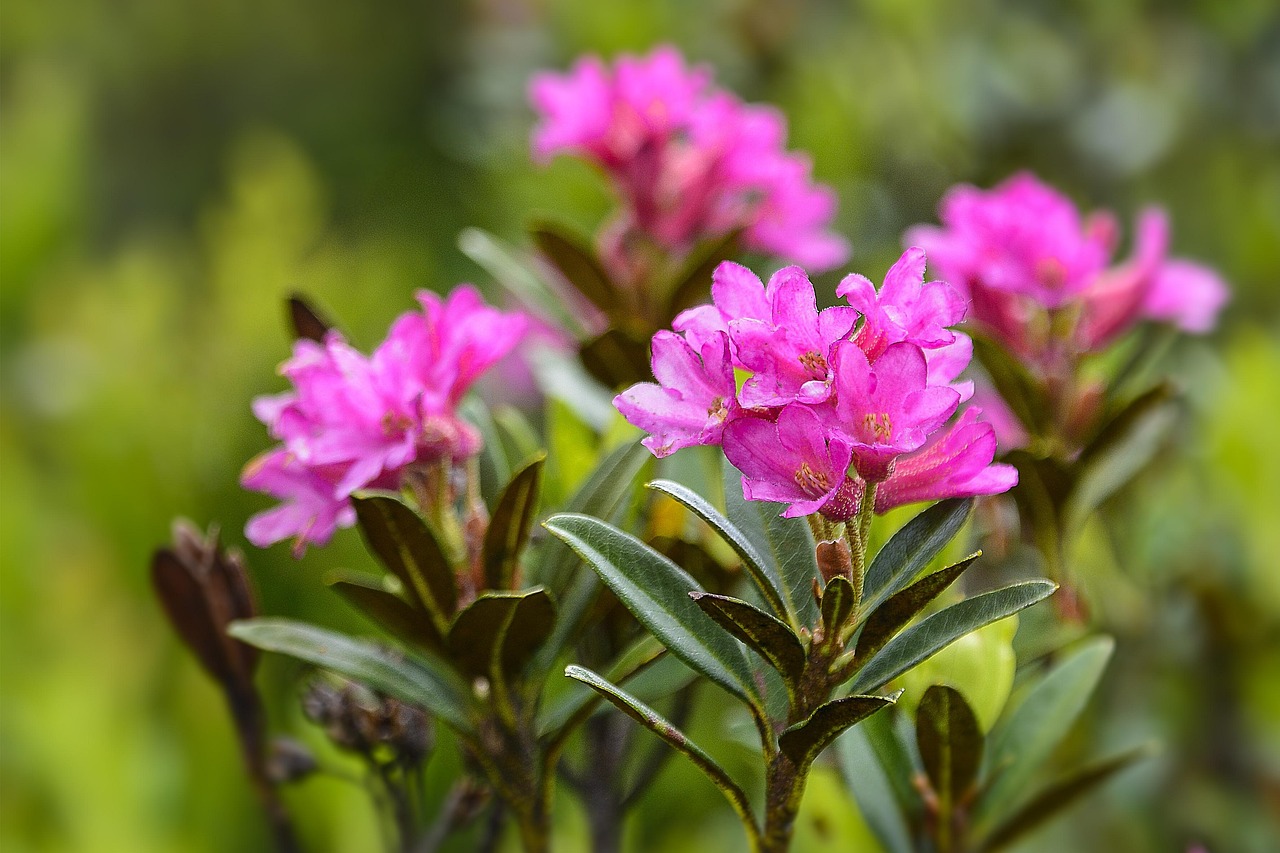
[{"x1": 2, "y1": 1, "x2": 1278, "y2": 851}]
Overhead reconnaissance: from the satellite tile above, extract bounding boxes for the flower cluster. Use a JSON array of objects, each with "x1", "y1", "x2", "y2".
[
  {"x1": 615, "y1": 251, "x2": 1018, "y2": 520},
  {"x1": 529, "y1": 45, "x2": 849, "y2": 274},
  {"x1": 242, "y1": 287, "x2": 527, "y2": 554},
  {"x1": 906, "y1": 172, "x2": 1228, "y2": 358}
]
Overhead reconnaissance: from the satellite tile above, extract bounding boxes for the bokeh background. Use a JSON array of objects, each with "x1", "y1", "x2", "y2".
[{"x1": 2, "y1": 1, "x2": 1278, "y2": 850}]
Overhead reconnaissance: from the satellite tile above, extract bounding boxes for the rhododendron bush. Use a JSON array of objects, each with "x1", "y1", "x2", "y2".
[{"x1": 52, "y1": 26, "x2": 1259, "y2": 850}]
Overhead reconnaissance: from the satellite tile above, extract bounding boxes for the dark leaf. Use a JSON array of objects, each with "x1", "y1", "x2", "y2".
[
  {"x1": 286, "y1": 293, "x2": 332, "y2": 342},
  {"x1": 564, "y1": 665, "x2": 759, "y2": 844},
  {"x1": 647, "y1": 479, "x2": 791, "y2": 625},
  {"x1": 855, "y1": 554, "x2": 979, "y2": 665},
  {"x1": 864, "y1": 499, "x2": 972, "y2": 615},
  {"x1": 821, "y1": 576, "x2": 856, "y2": 639},
  {"x1": 329, "y1": 574, "x2": 444, "y2": 653},
  {"x1": 971, "y1": 333, "x2": 1049, "y2": 436},
  {"x1": 690, "y1": 592, "x2": 806, "y2": 688},
  {"x1": 979, "y1": 745, "x2": 1153, "y2": 852},
  {"x1": 544, "y1": 513, "x2": 760, "y2": 706},
  {"x1": 916, "y1": 685, "x2": 984, "y2": 808},
  {"x1": 482, "y1": 454, "x2": 545, "y2": 590},
  {"x1": 720, "y1": 457, "x2": 821, "y2": 627},
  {"x1": 661, "y1": 229, "x2": 742, "y2": 323},
  {"x1": 779, "y1": 693, "x2": 898, "y2": 770},
  {"x1": 849, "y1": 581, "x2": 1056, "y2": 694},
  {"x1": 448, "y1": 589, "x2": 554, "y2": 681},
  {"x1": 500, "y1": 588, "x2": 557, "y2": 677},
  {"x1": 152, "y1": 548, "x2": 239, "y2": 685},
  {"x1": 530, "y1": 221, "x2": 618, "y2": 316},
  {"x1": 352, "y1": 496, "x2": 457, "y2": 629},
  {"x1": 579, "y1": 328, "x2": 653, "y2": 389},
  {"x1": 229, "y1": 618, "x2": 473, "y2": 734}
]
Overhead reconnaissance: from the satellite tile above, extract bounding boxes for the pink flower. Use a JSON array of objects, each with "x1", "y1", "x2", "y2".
[
  {"x1": 722, "y1": 405, "x2": 861, "y2": 521},
  {"x1": 530, "y1": 46, "x2": 849, "y2": 272},
  {"x1": 613, "y1": 331, "x2": 737, "y2": 458},
  {"x1": 242, "y1": 450, "x2": 356, "y2": 556},
  {"x1": 874, "y1": 409, "x2": 1020, "y2": 513},
  {"x1": 243, "y1": 287, "x2": 527, "y2": 553},
  {"x1": 830, "y1": 341, "x2": 960, "y2": 482}
]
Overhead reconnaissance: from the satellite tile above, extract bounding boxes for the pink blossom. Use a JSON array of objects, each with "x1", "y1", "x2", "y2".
[
  {"x1": 875, "y1": 409, "x2": 1020, "y2": 513},
  {"x1": 613, "y1": 331, "x2": 737, "y2": 457},
  {"x1": 722, "y1": 405, "x2": 861, "y2": 521},
  {"x1": 243, "y1": 287, "x2": 527, "y2": 553},
  {"x1": 530, "y1": 46, "x2": 849, "y2": 272}
]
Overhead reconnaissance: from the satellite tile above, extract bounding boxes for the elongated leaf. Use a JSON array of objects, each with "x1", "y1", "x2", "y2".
[
  {"x1": 849, "y1": 581, "x2": 1056, "y2": 695},
  {"x1": 690, "y1": 592, "x2": 806, "y2": 688},
  {"x1": 836, "y1": 724, "x2": 915, "y2": 853},
  {"x1": 544, "y1": 514, "x2": 760, "y2": 705},
  {"x1": 720, "y1": 457, "x2": 821, "y2": 627},
  {"x1": 352, "y1": 496, "x2": 456, "y2": 628},
  {"x1": 287, "y1": 294, "x2": 332, "y2": 342},
  {"x1": 648, "y1": 479, "x2": 790, "y2": 624},
  {"x1": 229, "y1": 618, "x2": 472, "y2": 733},
  {"x1": 821, "y1": 576, "x2": 856, "y2": 638},
  {"x1": 779, "y1": 693, "x2": 898, "y2": 770},
  {"x1": 979, "y1": 745, "x2": 1152, "y2": 852},
  {"x1": 530, "y1": 222, "x2": 618, "y2": 316},
  {"x1": 580, "y1": 328, "x2": 653, "y2": 389},
  {"x1": 564, "y1": 664, "x2": 759, "y2": 844},
  {"x1": 864, "y1": 498, "x2": 972, "y2": 614},
  {"x1": 461, "y1": 395, "x2": 512, "y2": 494},
  {"x1": 537, "y1": 635, "x2": 667, "y2": 741},
  {"x1": 978, "y1": 636, "x2": 1114, "y2": 824},
  {"x1": 855, "y1": 554, "x2": 979, "y2": 665},
  {"x1": 1066, "y1": 384, "x2": 1176, "y2": 532},
  {"x1": 457, "y1": 227, "x2": 587, "y2": 337},
  {"x1": 916, "y1": 685, "x2": 983, "y2": 808},
  {"x1": 329, "y1": 575, "x2": 443, "y2": 652},
  {"x1": 448, "y1": 589, "x2": 554, "y2": 681},
  {"x1": 482, "y1": 455, "x2": 545, "y2": 590},
  {"x1": 662, "y1": 229, "x2": 742, "y2": 322}
]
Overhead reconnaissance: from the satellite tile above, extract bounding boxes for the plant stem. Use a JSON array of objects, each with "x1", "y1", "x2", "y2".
[{"x1": 847, "y1": 482, "x2": 877, "y2": 611}]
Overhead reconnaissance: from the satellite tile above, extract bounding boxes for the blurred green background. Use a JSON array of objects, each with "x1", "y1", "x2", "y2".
[{"x1": 2, "y1": 0, "x2": 1278, "y2": 850}]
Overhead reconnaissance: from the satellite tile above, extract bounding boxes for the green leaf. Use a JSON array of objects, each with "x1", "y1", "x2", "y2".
[
  {"x1": 836, "y1": 723, "x2": 915, "y2": 853},
  {"x1": 352, "y1": 496, "x2": 457, "y2": 631},
  {"x1": 286, "y1": 293, "x2": 332, "y2": 342},
  {"x1": 821, "y1": 576, "x2": 856, "y2": 639},
  {"x1": 864, "y1": 498, "x2": 972, "y2": 615},
  {"x1": 978, "y1": 636, "x2": 1114, "y2": 824},
  {"x1": 482, "y1": 454, "x2": 545, "y2": 590},
  {"x1": 458, "y1": 227, "x2": 587, "y2": 337},
  {"x1": 537, "y1": 635, "x2": 667, "y2": 741},
  {"x1": 1066, "y1": 384, "x2": 1177, "y2": 532},
  {"x1": 779, "y1": 693, "x2": 898, "y2": 771},
  {"x1": 916, "y1": 685, "x2": 984, "y2": 809},
  {"x1": 530, "y1": 221, "x2": 618, "y2": 316},
  {"x1": 971, "y1": 333, "x2": 1049, "y2": 436},
  {"x1": 448, "y1": 589, "x2": 555, "y2": 681},
  {"x1": 690, "y1": 592, "x2": 806, "y2": 689},
  {"x1": 720, "y1": 456, "x2": 821, "y2": 627},
  {"x1": 849, "y1": 581, "x2": 1056, "y2": 694},
  {"x1": 564, "y1": 665, "x2": 759, "y2": 845},
  {"x1": 648, "y1": 479, "x2": 791, "y2": 624},
  {"x1": 855, "y1": 554, "x2": 979, "y2": 665},
  {"x1": 229, "y1": 618, "x2": 472, "y2": 734},
  {"x1": 460, "y1": 396, "x2": 512, "y2": 496},
  {"x1": 979, "y1": 745, "x2": 1152, "y2": 852},
  {"x1": 544, "y1": 513, "x2": 760, "y2": 706},
  {"x1": 328, "y1": 574, "x2": 444, "y2": 653}
]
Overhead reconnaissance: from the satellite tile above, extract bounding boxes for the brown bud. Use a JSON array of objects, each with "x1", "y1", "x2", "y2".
[
  {"x1": 266, "y1": 737, "x2": 318, "y2": 784},
  {"x1": 816, "y1": 537, "x2": 853, "y2": 584}
]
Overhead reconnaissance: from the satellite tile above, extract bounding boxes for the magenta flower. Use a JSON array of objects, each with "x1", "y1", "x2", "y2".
[
  {"x1": 722, "y1": 405, "x2": 861, "y2": 521},
  {"x1": 613, "y1": 330, "x2": 737, "y2": 458},
  {"x1": 874, "y1": 409, "x2": 1019, "y2": 513},
  {"x1": 530, "y1": 45, "x2": 849, "y2": 272},
  {"x1": 243, "y1": 287, "x2": 527, "y2": 553},
  {"x1": 830, "y1": 341, "x2": 961, "y2": 482}
]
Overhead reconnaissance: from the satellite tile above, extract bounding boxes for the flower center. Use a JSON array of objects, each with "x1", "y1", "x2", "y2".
[
  {"x1": 706, "y1": 396, "x2": 728, "y2": 424},
  {"x1": 798, "y1": 350, "x2": 828, "y2": 379},
  {"x1": 382, "y1": 411, "x2": 415, "y2": 436},
  {"x1": 794, "y1": 461, "x2": 831, "y2": 497},
  {"x1": 863, "y1": 412, "x2": 893, "y2": 441}
]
